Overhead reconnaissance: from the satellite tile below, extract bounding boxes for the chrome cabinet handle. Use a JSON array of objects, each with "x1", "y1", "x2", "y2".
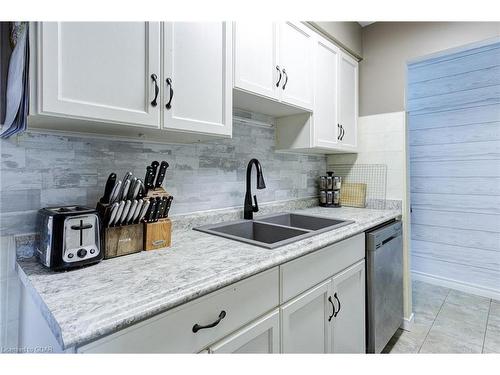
[
  {"x1": 333, "y1": 293, "x2": 341, "y2": 317},
  {"x1": 276, "y1": 65, "x2": 282, "y2": 87},
  {"x1": 192, "y1": 310, "x2": 226, "y2": 333},
  {"x1": 282, "y1": 68, "x2": 288, "y2": 89},
  {"x1": 165, "y1": 78, "x2": 174, "y2": 110},
  {"x1": 150, "y1": 74, "x2": 159, "y2": 107},
  {"x1": 328, "y1": 296, "x2": 336, "y2": 322}
]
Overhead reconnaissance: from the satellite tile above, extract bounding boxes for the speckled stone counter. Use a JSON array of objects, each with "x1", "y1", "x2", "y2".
[{"x1": 17, "y1": 205, "x2": 401, "y2": 349}]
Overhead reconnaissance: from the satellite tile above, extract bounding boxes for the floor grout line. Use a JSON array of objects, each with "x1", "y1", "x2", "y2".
[
  {"x1": 481, "y1": 299, "x2": 492, "y2": 353},
  {"x1": 417, "y1": 288, "x2": 451, "y2": 353}
]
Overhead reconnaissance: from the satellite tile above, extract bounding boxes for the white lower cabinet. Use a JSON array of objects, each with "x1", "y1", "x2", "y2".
[
  {"x1": 78, "y1": 268, "x2": 279, "y2": 353},
  {"x1": 281, "y1": 280, "x2": 333, "y2": 353},
  {"x1": 209, "y1": 310, "x2": 280, "y2": 353},
  {"x1": 281, "y1": 260, "x2": 366, "y2": 354},
  {"x1": 77, "y1": 235, "x2": 365, "y2": 354},
  {"x1": 331, "y1": 260, "x2": 366, "y2": 353}
]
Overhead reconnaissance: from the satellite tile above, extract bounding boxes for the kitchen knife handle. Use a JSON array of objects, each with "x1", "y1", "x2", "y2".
[
  {"x1": 165, "y1": 78, "x2": 174, "y2": 110},
  {"x1": 101, "y1": 173, "x2": 116, "y2": 204},
  {"x1": 155, "y1": 161, "x2": 169, "y2": 188},
  {"x1": 151, "y1": 74, "x2": 159, "y2": 107}
]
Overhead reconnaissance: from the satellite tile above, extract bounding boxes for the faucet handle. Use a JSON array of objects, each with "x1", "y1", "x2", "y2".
[{"x1": 253, "y1": 195, "x2": 259, "y2": 212}]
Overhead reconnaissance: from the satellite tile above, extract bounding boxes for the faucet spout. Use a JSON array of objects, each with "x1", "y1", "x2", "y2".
[{"x1": 244, "y1": 159, "x2": 266, "y2": 220}]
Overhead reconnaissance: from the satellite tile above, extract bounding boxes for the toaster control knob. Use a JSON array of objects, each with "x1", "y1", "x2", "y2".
[{"x1": 77, "y1": 249, "x2": 87, "y2": 258}]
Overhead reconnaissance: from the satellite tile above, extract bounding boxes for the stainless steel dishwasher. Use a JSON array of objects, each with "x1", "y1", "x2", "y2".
[{"x1": 366, "y1": 220, "x2": 403, "y2": 353}]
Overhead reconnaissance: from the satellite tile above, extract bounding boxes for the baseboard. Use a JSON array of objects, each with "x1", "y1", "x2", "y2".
[
  {"x1": 412, "y1": 271, "x2": 500, "y2": 301},
  {"x1": 401, "y1": 313, "x2": 414, "y2": 332}
]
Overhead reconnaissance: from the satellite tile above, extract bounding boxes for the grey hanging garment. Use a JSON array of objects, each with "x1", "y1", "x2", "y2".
[{"x1": 0, "y1": 22, "x2": 29, "y2": 138}]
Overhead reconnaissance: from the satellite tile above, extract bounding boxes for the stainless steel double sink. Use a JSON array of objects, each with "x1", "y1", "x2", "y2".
[{"x1": 194, "y1": 213, "x2": 354, "y2": 249}]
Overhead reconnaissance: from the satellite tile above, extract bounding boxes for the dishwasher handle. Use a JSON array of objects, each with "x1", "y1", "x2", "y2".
[{"x1": 381, "y1": 234, "x2": 401, "y2": 246}]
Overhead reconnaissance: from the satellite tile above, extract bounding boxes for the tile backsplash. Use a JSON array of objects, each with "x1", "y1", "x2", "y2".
[{"x1": 0, "y1": 115, "x2": 326, "y2": 237}]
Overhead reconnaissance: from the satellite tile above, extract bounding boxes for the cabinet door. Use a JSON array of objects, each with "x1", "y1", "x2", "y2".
[
  {"x1": 233, "y1": 22, "x2": 279, "y2": 100},
  {"x1": 281, "y1": 280, "x2": 333, "y2": 353},
  {"x1": 39, "y1": 22, "x2": 161, "y2": 127},
  {"x1": 313, "y1": 36, "x2": 340, "y2": 149},
  {"x1": 210, "y1": 310, "x2": 280, "y2": 353},
  {"x1": 331, "y1": 260, "x2": 365, "y2": 353},
  {"x1": 278, "y1": 22, "x2": 314, "y2": 110},
  {"x1": 163, "y1": 22, "x2": 232, "y2": 136},
  {"x1": 338, "y1": 51, "x2": 358, "y2": 148}
]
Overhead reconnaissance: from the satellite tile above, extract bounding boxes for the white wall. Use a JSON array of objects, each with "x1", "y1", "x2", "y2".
[{"x1": 327, "y1": 111, "x2": 406, "y2": 201}]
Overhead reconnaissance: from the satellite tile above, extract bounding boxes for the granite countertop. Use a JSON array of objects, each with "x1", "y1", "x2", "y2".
[{"x1": 17, "y1": 205, "x2": 401, "y2": 349}]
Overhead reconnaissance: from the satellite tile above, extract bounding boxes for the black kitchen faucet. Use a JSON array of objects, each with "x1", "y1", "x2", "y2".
[{"x1": 244, "y1": 159, "x2": 266, "y2": 220}]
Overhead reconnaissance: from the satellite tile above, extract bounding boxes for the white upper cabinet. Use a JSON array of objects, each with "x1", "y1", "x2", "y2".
[
  {"x1": 337, "y1": 51, "x2": 359, "y2": 148},
  {"x1": 276, "y1": 31, "x2": 359, "y2": 154},
  {"x1": 278, "y1": 22, "x2": 314, "y2": 110},
  {"x1": 233, "y1": 22, "x2": 314, "y2": 115},
  {"x1": 163, "y1": 22, "x2": 232, "y2": 137},
  {"x1": 233, "y1": 22, "x2": 278, "y2": 100},
  {"x1": 312, "y1": 37, "x2": 340, "y2": 149},
  {"x1": 29, "y1": 22, "x2": 232, "y2": 142},
  {"x1": 37, "y1": 22, "x2": 161, "y2": 128}
]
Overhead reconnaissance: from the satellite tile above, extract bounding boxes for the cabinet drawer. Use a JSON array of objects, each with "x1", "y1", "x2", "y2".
[
  {"x1": 280, "y1": 233, "x2": 364, "y2": 302},
  {"x1": 78, "y1": 267, "x2": 279, "y2": 353}
]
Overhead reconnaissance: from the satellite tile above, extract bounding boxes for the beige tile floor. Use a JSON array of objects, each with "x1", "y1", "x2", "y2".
[{"x1": 383, "y1": 280, "x2": 500, "y2": 353}]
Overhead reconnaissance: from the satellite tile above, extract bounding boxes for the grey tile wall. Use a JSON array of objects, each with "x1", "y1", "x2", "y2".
[{"x1": 0, "y1": 119, "x2": 326, "y2": 237}]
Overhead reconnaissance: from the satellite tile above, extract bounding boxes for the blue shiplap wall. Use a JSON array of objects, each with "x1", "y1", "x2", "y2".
[{"x1": 408, "y1": 41, "x2": 500, "y2": 297}]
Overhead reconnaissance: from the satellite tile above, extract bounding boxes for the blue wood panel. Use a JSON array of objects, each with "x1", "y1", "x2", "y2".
[
  {"x1": 411, "y1": 160, "x2": 500, "y2": 177},
  {"x1": 411, "y1": 208, "x2": 500, "y2": 233},
  {"x1": 411, "y1": 255, "x2": 500, "y2": 293},
  {"x1": 412, "y1": 224, "x2": 500, "y2": 252},
  {"x1": 408, "y1": 44, "x2": 500, "y2": 84},
  {"x1": 410, "y1": 176, "x2": 500, "y2": 195},
  {"x1": 411, "y1": 193, "x2": 500, "y2": 214},
  {"x1": 409, "y1": 40, "x2": 500, "y2": 295},
  {"x1": 408, "y1": 65, "x2": 500, "y2": 100},
  {"x1": 409, "y1": 41, "x2": 500, "y2": 69},
  {"x1": 407, "y1": 84, "x2": 500, "y2": 115},
  {"x1": 409, "y1": 104, "x2": 500, "y2": 131},
  {"x1": 410, "y1": 140, "x2": 500, "y2": 161},
  {"x1": 412, "y1": 240, "x2": 500, "y2": 272},
  {"x1": 410, "y1": 121, "x2": 500, "y2": 145}
]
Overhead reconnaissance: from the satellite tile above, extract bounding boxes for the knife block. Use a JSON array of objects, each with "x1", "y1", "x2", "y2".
[
  {"x1": 96, "y1": 201, "x2": 144, "y2": 259},
  {"x1": 104, "y1": 224, "x2": 144, "y2": 259},
  {"x1": 144, "y1": 218, "x2": 172, "y2": 251},
  {"x1": 143, "y1": 187, "x2": 172, "y2": 251}
]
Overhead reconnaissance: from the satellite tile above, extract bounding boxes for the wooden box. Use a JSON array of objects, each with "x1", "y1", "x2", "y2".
[
  {"x1": 144, "y1": 218, "x2": 172, "y2": 251},
  {"x1": 104, "y1": 224, "x2": 144, "y2": 259}
]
